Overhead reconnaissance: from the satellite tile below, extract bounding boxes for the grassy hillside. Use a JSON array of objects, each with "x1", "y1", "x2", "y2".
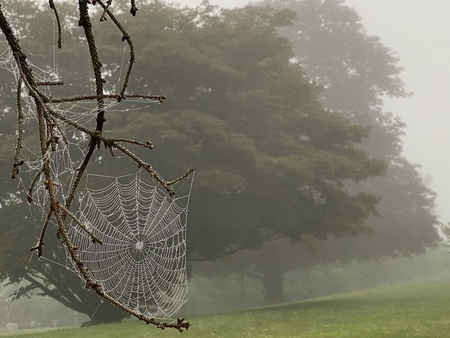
[{"x1": 3, "y1": 281, "x2": 450, "y2": 337}]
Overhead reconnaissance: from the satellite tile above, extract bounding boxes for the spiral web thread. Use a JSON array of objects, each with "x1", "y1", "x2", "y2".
[{"x1": 67, "y1": 172, "x2": 193, "y2": 319}]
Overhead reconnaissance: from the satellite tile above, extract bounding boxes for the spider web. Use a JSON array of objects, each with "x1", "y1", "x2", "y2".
[
  {"x1": 0, "y1": 6, "x2": 193, "y2": 322},
  {"x1": 67, "y1": 172, "x2": 193, "y2": 319}
]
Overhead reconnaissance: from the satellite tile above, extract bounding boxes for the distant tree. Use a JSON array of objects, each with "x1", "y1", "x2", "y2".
[
  {"x1": 0, "y1": 0, "x2": 385, "y2": 317},
  {"x1": 268, "y1": 0, "x2": 439, "y2": 256},
  {"x1": 217, "y1": 0, "x2": 439, "y2": 303}
]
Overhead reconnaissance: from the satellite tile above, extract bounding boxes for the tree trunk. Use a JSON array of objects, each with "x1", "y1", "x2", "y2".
[{"x1": 260, "y1": 263, "x2": 286, "y2": 305}]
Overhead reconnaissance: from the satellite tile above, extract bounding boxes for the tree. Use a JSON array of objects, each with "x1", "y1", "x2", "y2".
[
  {"x1": 0, "y1": 0, "x2": 385, "y2": 317},
  {"x1": 220, "y1": 0, "x2": 439, "y2": 303}
]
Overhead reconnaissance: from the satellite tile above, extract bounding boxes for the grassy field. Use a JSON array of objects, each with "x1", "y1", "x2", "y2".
[{"x1": 3, "y1": 281, "x2": 450, "y2": 337}]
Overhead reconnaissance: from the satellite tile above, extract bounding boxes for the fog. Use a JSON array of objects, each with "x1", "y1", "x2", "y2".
[
  {"x1": 2, "y1": 0, "x2": 450, "y2": 330},
  {"x1": 344, "y1": 0, "x2": 450, "y2": 222}
]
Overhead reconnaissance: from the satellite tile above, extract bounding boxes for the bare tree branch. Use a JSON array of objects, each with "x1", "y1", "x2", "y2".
[{"x1": 0, "y1": 1, "x2": 193, "y2": 331}]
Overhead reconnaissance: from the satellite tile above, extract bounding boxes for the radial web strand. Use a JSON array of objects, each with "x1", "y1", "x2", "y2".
[{"x1": 67, "y1": 172, "x2": 193, "y2": 319}]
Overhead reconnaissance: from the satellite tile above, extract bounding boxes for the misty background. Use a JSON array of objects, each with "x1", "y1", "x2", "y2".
[
  {"x1": 181, "y1": 0, "x2": 450, "y2": 223},
  {"x1": 1, "y1": 0, "x2": 450, "y2": 331},
  {"x1": 345, "y1": 0, "x2": 450, "y2": 222}
]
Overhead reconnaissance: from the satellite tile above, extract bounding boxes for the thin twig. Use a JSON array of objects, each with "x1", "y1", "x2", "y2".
[
  {"x1": 30, "y1": 208, "x2": 53, "y2": 257},
  {"x1": 96, "y1": 0, "x2": 135, "y2": 100},
  {"x1": 99, "y1": 0, "x2": 112, "y2": 22},
  {"x1": 130, "y1": 0, "x2": 138, "y2": 16},
  {"x1": 104, "y1": 138, "x2": 153, "y2": 149},
  {"x1": 48, "y1": 0, "x2": 62, "y2": 48},
  {"x1": 107, "y1": 140, "x2": 175, "y2": 195},
  {"x1": 167, "y1": 166, "x2": 195, "y2": 186},
  {"x1": 44, "y1": 93, "x2": 165, "y2": 103},
  {"x1": 36, "y1": 81, "x2": 64, "y2": 86},
  {"x1": 12, "y1": 77, "x2": 24, "y2": 179},
  {"x1": 27, "y1": 168, "x2": 44, "y2": 203}
]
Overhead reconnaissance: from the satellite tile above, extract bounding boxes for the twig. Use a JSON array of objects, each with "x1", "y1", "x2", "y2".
[
  {"x1": 12, "y1": 77, "x2": 24, "y2": 179},
  {"x1": 99, "y1": 0, "x2": 112, "y2": 22},
  {"x1": 44, "y1": 93, "x2": 165, "y2": 103},
  {"x1": 36, "y1": 81, "x2": 64, "y2": 86},
  {"x1": 48, "y1": 0, "x2": 62, "y2": 49},
  {"x1": 130, "y1": 0, "x2": 138, "y2": 16},
  {"x1": 96, "y1": 0, "x2": 135, "y2": 100},
  {"x1": 168, "y1": 167, "x2": 195, "y2": 186},
  {"x1": 29, "y1": 208, "x2": 52, "y2": 257},
  {"x1": 27, "y1": 168, "x2": 44, "y2": 203},
  {"x1": 106, "y1": 140, "x2": 175, "y2": 195},
  {"x1": 103, "y1": 138, "x2": 153, "y2": 149}
]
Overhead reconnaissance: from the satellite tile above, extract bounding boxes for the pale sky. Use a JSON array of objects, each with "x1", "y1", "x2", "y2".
[{"x1": 344, "y1": 0, "x2": 450, "y2": 221}]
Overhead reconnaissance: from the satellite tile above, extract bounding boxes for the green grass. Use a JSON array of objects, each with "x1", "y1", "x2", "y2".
[{"x1": 5, "y1": 281, "x2": 450, "y2": 337}]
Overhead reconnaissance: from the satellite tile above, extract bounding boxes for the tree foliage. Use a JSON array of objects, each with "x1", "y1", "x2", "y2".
[
  {"x1": 267, "y1": 0, "x2": 439, "y2": 255},
  {"x1": 110, "y1": 2, "x2": 385, "y2": 259},
  {"x1": 215, "y1": 0, "x2": 440, "y2": 303},
  {"x1": 0, "y1": 0, "x2": 422, "y2": 318}
]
